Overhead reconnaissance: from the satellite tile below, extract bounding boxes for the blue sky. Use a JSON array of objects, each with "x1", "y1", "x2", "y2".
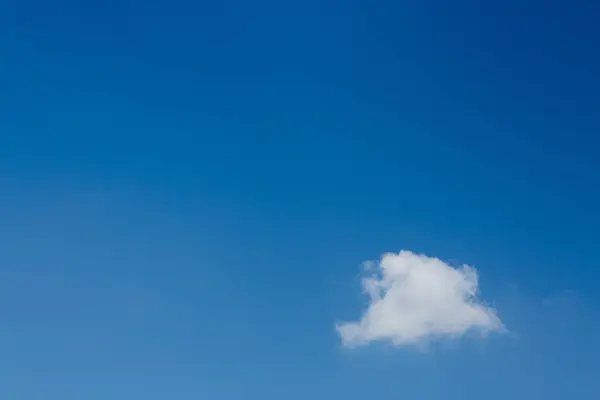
[{"x1": 1, "y1": 0, "x2": 599, "y2": 398}]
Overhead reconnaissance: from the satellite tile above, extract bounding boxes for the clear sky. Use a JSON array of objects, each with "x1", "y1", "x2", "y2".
[{"x1": 1, "y1": 1, "x2": 599, "y2": 399}]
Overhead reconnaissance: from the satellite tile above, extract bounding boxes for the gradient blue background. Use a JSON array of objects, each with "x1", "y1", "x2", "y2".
[{"x1": 1, "y1": 1, "x2": 599, "y2": 398}]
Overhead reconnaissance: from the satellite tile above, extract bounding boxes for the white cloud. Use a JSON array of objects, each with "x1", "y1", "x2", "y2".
[{"x1": 336, "y1": 250, "x2": 504, "y2": 347}]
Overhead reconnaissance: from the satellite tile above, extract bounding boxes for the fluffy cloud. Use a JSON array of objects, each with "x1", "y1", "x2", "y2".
[{"x1": 336, "y1": 250, "x2": 504, "y2": 347}]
